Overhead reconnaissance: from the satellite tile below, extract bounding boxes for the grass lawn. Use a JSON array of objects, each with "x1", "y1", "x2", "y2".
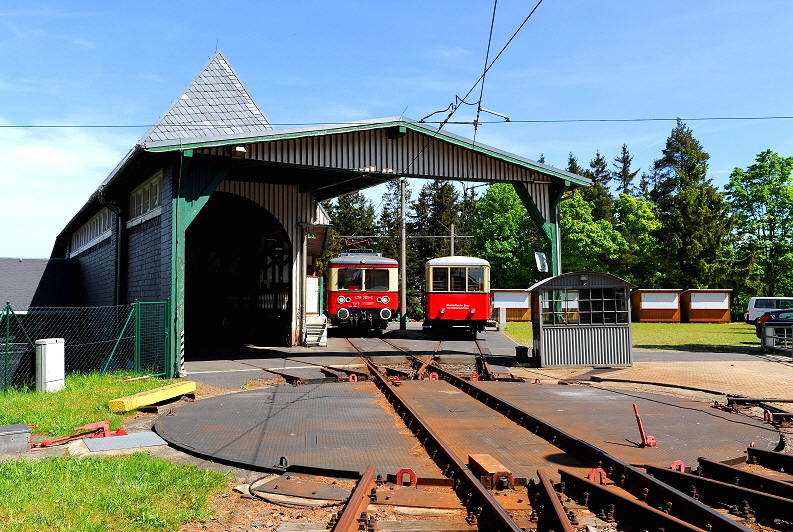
[
  {"x1": 503, "y1": 321, "x2": 760, "y2": 353},
  {"x1": 0, "y1": 372, "x2": 177, "y2": 437},
  {"x1": 0, "y1": 452, "x2": 227, "y2": 531}
]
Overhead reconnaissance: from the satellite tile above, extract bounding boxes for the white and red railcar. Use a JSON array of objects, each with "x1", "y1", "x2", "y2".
[
  {"x1": 326, "y1": 249, "x2": 399, "y2": 333},
  {"x1": 423, "y1": 256, "x2": 496, "y2": 337}
]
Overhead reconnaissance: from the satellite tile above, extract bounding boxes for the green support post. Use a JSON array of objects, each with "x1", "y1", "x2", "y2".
[{"x1": 512, "y1": 181, "x2": 571, "y2": 277}]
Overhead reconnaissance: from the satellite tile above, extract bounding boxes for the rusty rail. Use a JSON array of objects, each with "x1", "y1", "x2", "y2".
[
  {"x1": 363, "y1": 358, "x2": 523, "y2": 531},
  {"x1": 229, "y1": 360, "x2": 307, "y2": 385},
  {"x1": 534, "y1": 469, "x2": 575, "y2": 532},
  {"x1": 747, "y1": 446, "x2": 793, "y2": 473},
  {"x1": 331, "y1": 464, "x2": 377, "y2": 532},
  {"x1": 645, "y1": 464, "x2": 792, "y2": 527},
  {"x1": 285, "y1": 357, "x2": 370, "y2": 380},
  {"x1": 558, "y1": 468, "x2": 706, "y2": 532},
  {"x1": 696, "y1": 456, "x2": 793, "y2": 500},
  {"x1": 419, "y1": 359, "x2": 750, "y2": 532}
]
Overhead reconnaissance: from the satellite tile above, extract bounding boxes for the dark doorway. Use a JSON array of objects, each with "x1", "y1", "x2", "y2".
[{"x1": 185, "y1": 192, "x2": 292, "y2": 354}]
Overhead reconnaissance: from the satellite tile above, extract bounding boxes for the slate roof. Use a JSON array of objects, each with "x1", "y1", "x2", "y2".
[
  {"x1": 0, "y1": 258, "x2": 80, "y2": 308},
  {"x1": 139, "y1": 51, "x2": 272, "y2": 145}
]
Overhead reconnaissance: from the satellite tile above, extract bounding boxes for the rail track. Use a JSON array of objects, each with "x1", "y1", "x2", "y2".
[{"x1": 334, "y1": 335, "x2": 791, "y2": 531}]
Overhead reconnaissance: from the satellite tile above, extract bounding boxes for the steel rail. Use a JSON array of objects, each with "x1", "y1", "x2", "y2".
[
  {"x1": 696, "y1": 456, "x2": 793, "y2": 499},
  {"x1": 645, "y1": 464, "x2": 793, "y2": 527},
  {"x1": 747, "y1": 446, "x2": 793, "y2": 473},
  {"x1": 363, "y1": 357, "x2": 523, "y2": 531},
  {"x1": 474, "y1": 339, "x2": 495, "y2": 380},
  {"x1": 229, "y1": 360, "x2": 307, "y2": 385},
  {"x1": 535, "y1": 469, "x2": 575, "y2": 532},
  {"x1": 419, "y1": 359, "x2": 751, "y2": 532},
  {"x1": 331, "y1": 464, "x2": 377, "y2": 532},
  {"x1": 284, "y1": 357, "x2": 370, "y2": 380},
  {"x1": 557, "y1": 468, "x2": 706, "y2": 532}
]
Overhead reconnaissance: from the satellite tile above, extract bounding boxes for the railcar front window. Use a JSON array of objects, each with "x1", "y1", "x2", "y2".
[
  {"x1": 467, "y1": 267, "x2": 484, "y2": 292},
  {"x1": 366, "y1": 269, "x2": 390, "y2": 291},
  {"x1": 432, "y1": 267, "x2": 448, "y2": 291},
  {"x1": 450, "y1": 268, "x2": 466, "y2": 292},
  {"x1": 338, "y1": 269, "x2": 363, "y2": 290}
]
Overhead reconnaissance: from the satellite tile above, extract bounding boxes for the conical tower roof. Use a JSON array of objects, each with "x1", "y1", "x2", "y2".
[{"x1": 140, "y1": 51, "x2": 272, "y2": 144}]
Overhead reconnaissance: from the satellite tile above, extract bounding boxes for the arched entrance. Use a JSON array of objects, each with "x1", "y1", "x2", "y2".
[{"x1": 185, "y1": 192, "x2": 292, "y2": 354}]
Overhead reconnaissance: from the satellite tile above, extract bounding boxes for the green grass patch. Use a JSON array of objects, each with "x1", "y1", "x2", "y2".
[
  {"x1": 503, "y1": 321, "x2": 759, "y2": 353},
  {"x1": 0, "y1": 452, "x2": 227, "y2": 531},
  {"x1": 0, "y1": 372, "x2": 176, "y2": 437}
]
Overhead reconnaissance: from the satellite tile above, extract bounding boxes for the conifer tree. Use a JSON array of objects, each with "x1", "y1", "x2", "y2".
[
  {"x1": 612, "y1": 144, "x2": 640, "y2": 196},
  {"x1": 580, "y1": 150, "x2": 613, "y2": 222}
]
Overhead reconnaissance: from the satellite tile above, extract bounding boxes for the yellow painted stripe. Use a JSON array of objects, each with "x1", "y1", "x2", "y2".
[{"x1": 108, "y1": 381, "x2": 196, "y2": 413}]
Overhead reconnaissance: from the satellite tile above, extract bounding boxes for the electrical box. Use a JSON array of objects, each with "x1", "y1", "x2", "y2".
[
  {"x1": 35, "y1": 338, "x2": 65, "y2": 392},
  {"x1": 0, "y1": 424, "x2": 31, "y2": 454}
]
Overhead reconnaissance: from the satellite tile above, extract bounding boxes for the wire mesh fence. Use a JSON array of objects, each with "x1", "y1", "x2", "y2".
[{"x1": 1, "y1": 300, "x2": 171, "y2": 391}]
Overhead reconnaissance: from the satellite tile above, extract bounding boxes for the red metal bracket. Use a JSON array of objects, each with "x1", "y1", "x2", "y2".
[
  {"x1": 429, "y1": 372, "x2": 438, "y2": 381},
  {"x1": 670, "y1": 460, "x2": 685, "y2": 472},
  {"x1": 633, "y1": 404, "x2": 657, "y2": 447},
  {"x1": 349, "y1": 374, "x2": 358, "y2": 383},
  {"x1": 395, "y1": 468, "x2": 417, "y2": 487},
  {"x1": 587, "y1": 468, "x2": 609, "y2": 484},
  {"x1": 470, "y1": 373, "x2": 479, "y2": 381}
]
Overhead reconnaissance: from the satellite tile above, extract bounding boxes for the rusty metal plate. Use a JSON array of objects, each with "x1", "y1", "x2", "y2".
[
  {"x1": 473, "y1": 381, "x2": 780, "y2": 467},
  {"x1": 373, "y1": 486, "x2": 463, "y2": 509},
  {"x1": 154, "y1": 382, "x2": 441, "y2": 478},
  {"x1": 252, "y1": 476, "x2": 350, "y2": 501}
]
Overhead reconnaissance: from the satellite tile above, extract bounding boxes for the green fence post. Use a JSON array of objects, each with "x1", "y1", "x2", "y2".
[
  {"x1": 164, "y1": 298, "x2": 172, "y2": 379},
  {"x1": 3, "y1": 302, "x2": 9, "y2": 392},
  {"x1": 133, "y1": 299, "x2": 141, "y2": 373}
]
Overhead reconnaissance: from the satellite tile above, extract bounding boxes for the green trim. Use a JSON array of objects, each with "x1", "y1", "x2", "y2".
[{"x1": 146, "y1": 121, "x2": 590, "y2": 187}]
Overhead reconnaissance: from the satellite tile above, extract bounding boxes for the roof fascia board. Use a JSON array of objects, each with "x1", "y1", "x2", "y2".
[{"x1": 145, "y1": 117, "x2": 590, "y2": 187}]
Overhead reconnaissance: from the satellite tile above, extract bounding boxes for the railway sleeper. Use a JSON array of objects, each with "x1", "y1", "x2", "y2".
[
  {"x1": 747, "y1": 446, "x2": 793, "y2": 474},
  {"x1": 645, "y1": 463, "x2": 793, "y2": 528}
]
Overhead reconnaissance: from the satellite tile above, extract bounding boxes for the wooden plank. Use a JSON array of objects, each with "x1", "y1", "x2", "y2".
[{"x1": 108, "y1": 381, "x2": 196, "y2": 413}]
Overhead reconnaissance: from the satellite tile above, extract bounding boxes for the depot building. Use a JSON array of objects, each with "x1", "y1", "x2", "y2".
[{"x1": 49, "y1": 51, "x2": 588, "y2": 375}]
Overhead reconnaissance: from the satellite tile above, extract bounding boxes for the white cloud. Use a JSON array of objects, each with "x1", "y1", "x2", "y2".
[
  {"x1": 72, "y1": 38, "x2": 95, "y2": 48},
  {"x1": 0, "y1": 121, "x2": 134, "y2": 258},
  {"x1": 140, "y1": 73, "x2": 163, "y2": 82}
]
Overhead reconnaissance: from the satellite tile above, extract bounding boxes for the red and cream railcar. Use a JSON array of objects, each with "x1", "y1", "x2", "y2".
[
  {"x1": 326, "y1": 250, "x2": 399, "y2": 333},
  {"x1": 423, "y1": 256, "x2": 495, "y2": 337}
]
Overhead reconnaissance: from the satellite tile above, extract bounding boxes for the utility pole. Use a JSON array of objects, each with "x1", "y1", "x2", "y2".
[
  {"x1": 450, "y1": 222, "x2": 455, "y2": 256},
  {"x1": 400, "y1": 177, "x2": 407, "y2": 330}
]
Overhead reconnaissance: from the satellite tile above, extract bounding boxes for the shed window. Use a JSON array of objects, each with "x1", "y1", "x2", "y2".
[
  {"x1": 541, "y1": 287, "x2": 629, "y2": 325},
  {"x1": 70, "y1": 207, "x2": 113, "y2": 256},
  {"x1": 129, "y1": 170, "x2": 163, "y2": 224}
]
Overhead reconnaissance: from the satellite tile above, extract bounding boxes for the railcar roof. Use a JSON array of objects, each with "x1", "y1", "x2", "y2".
[
  {"x1": 329, "y1": 254, "x2": 398, "y2": 265},
  {"x1": 426, "y1": 256, "x2": 490, "y2": 267}
]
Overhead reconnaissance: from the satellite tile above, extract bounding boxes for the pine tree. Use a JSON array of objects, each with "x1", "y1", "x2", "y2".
[
  {"x1": 323, "y1": 191, "x2": 377, "y2": 258},
  {"x1": 566, "y1": 153, "x2": 583, "y2": 175},
  {"x1": 374, "y1": 179, "x2": 407, "y2": 261},
  {"x1": 612, "y1": 144, "x2": 640, "y2": 196},
  {"x1": 580, "y1": 150, "x2": 613, "y2": 222},
  {"x1": 649, "y1": 120, "x2": 736, "y2": 288}
]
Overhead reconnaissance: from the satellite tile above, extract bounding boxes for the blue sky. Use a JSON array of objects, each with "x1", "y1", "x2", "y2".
[{"x1": 2, "y1": 1, "x2": 793, "y2": 258}]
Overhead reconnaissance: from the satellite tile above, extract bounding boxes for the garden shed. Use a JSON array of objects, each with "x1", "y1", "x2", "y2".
[
  {"x1": 631, "y1": 289, "x2": 682, "y2": 323},
  {"x1": 528, "y1": 272, "x2": 635, "y2": 368},
  {"x1": 491, "y1": 288, "x2": 531, "y2": 330},
  {"x1": 681, "y1": 289, "x2": 732, "y2": 323}
]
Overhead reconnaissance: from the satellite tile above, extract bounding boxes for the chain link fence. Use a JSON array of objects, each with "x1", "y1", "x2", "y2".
[{"x1": 1, "y1": 300, "x2": 171, "y2": 391}]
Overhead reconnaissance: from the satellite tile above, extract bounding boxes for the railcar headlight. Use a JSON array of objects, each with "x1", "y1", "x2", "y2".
[
  {"x1": 381, "y1": 296, "x2": 390, "y2": 304},
  {"x1": 380, "y1": 308, "x2": 392, "y2": 320},
  {"x1": 471, "y1": 308, "x2": 476, "y2": 315},
  {"x1": 440, "y1": 308, "x2": 445, "y2": 314},
  {"x1": 337, "y1": 308, "x2": 350, "y2": 320},
  {"x1": 337, "y1": 296, "x2": 346, "y2": 304}
]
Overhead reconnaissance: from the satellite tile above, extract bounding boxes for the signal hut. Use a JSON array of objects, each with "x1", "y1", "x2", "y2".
[{"x1": 529, "y1": 272, "x2": 635, "y2": 368}]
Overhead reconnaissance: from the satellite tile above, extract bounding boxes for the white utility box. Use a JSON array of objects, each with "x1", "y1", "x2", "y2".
[{"x1": 35, "y1": 338, "x2": 65, "y2": 392}]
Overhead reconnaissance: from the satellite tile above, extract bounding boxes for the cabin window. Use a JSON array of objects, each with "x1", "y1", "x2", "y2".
[
  {"x1": 467, "y1": 267, "x2": 484, "y2": 292},
  {"x1": 367, "y1": 270, "x2": 390, "y2": 291},
  {"x1": 450, "y1": 267, "x2": 466, "y2": 292},
  {"x1": 432, "y1": 267, "x2": 448, "y2": 291},
  {"x1": 338, "y1": 269, "x2": 363, "y2": 290}
]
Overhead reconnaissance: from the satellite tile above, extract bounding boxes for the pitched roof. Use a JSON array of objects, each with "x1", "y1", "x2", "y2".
[{"x1": 139, "y1": 51, "x2": 272, "y2": 144}]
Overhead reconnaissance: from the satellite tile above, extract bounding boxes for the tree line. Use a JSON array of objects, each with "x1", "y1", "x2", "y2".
[{"x1": 323, "y1": 119, "x2": 793, "y2": 319}]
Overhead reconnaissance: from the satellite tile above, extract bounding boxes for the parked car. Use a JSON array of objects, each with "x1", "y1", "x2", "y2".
[
  {"x1": 745, "y1": 296, "x2": 793, "y2": 323},
  {"x1": 755, "y1": 309, "x2": 793, "y2": 338}
]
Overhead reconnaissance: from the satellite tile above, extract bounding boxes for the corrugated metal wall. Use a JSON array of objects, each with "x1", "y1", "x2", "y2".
[
  {"x1": 540, "y1": 326, "x2": 633, "y2": 367},
  {"x1": 199, "y1": 129, "x2": 554, "y2": 184},
  {"x1": 217, "y1": 180, "x2": 320, "y2": 341}
]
